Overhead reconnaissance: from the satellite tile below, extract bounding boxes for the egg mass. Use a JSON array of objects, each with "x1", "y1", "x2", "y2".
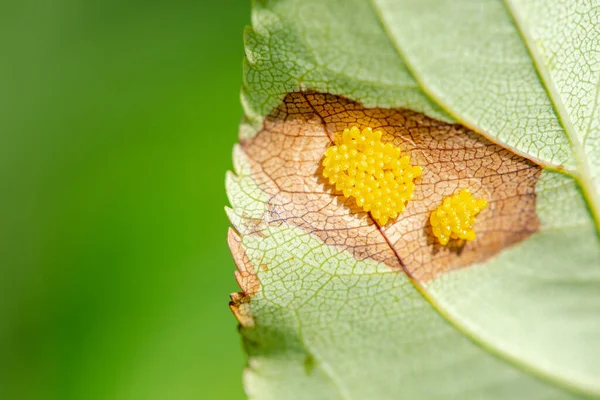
[
  {"x1": 430, "y1": 189, "x2": 488, "y2": 246},
  {"x1": 322, "y1": 126, "x2": 422, "y2": 225}
]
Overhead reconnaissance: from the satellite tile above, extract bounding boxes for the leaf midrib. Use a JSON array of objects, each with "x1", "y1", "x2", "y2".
[
  {"x1": 367, "y1": 0, "x2": 600, "y2": 397},
  {"x1": 502, "y1": 0, "x2": 600, "y2": 234}
]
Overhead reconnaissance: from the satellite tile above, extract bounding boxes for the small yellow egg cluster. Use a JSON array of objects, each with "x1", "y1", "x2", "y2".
[
  {"x1": 430, "y1": 189, "x2": 488, "y2": 246},
  {"x1": 322, "y1": 126, "x2": 422, "y2": 225}
]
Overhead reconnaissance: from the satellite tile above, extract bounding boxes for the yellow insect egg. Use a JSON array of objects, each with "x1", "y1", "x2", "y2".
[
  {"x1": 322, "y1": 126, "x2": 422, "y2": 225},
  {"x1": 430, "y1": 189, "x2": 488, "y2": 246}
]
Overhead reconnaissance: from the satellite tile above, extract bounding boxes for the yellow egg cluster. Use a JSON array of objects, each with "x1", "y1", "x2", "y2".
[
  {"x1": 430, "y1": 189, "x2": 488, "y2": 246},
  {"x1": 322, "y1": 126, "x2": 422, "y2": 225}
]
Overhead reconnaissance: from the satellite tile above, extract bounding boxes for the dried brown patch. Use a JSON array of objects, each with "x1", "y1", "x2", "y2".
[
  {"x1": 228, "y1": 228, "x2": 259, "y2": 327},
  {"x1": 238, "y1": 91, "x2": 541, "y2": 282},
  {"x1": 229, "y1": 292, "x2": 254, "y2": 328}
]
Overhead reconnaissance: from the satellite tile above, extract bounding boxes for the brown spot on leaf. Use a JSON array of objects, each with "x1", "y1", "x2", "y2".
[
  {"x1": 228, "y1": 228, "x2": 259, "y2": 327},
  {"x1": 229, "y1": 292, "x2": 254, "y2": 328},
  {"x1": 237, "y1": 91, "x2": 541, "y2": 282}
]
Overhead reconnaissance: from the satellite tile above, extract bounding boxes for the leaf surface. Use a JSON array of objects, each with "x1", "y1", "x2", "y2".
[{"x1": 229, "y1": 0, "x2": 600, "y2": 398}]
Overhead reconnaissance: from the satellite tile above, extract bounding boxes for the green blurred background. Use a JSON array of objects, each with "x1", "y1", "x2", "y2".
[{"x1": 1, "y1": 1, "x2": 248, "y2": 399}]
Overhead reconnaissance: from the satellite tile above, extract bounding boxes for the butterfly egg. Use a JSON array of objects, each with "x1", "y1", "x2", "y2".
[
  {"x1": 322, "y1": 126, "x2": 422, "y2": 225},
  {"x1": 431, "y1": 189, "x2": 488, "y2": 246}
]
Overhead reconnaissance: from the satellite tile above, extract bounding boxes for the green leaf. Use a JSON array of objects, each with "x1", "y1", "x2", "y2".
[{"x1": 228, "y1": 0, "x2": 600, "y2": 398}]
